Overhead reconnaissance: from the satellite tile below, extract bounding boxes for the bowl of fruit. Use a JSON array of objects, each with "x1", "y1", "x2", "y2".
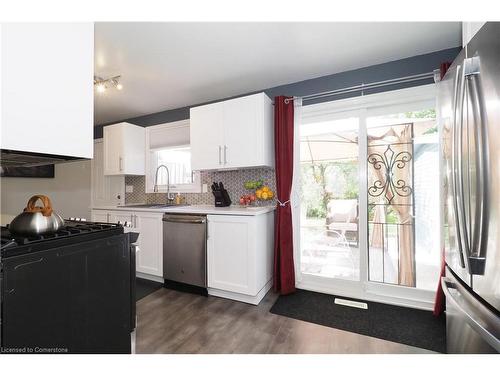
[
  {"x1": 255, "y1": 185, "x2": 274, "y2": 201},
  {"x1": 244, "y1": 180, "x2": 263, "y2": 190},
  {"x1": 239, "y1": 194, "x2": 256, "y2": 206},
  {"x1": 241, "y1": 180, "x2": 274, "y2": 206}
]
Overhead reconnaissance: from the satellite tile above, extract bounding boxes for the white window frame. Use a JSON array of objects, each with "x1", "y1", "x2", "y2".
[
  {"x1": 145, "y1": 120, "x2": 202, "y2": 194},
  {"x1": 294, "y1": 84, "x2": 440, "y2": 310}
]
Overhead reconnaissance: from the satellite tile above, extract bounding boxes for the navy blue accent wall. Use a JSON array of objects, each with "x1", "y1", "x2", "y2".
[{"x1": 94, "y1": 46, "x2": 460, "y2": 139}]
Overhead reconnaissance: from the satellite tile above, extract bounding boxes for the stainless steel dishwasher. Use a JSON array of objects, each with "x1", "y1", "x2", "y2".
[{"x1": 162, "y1": 214, "x2": 207, "y2": 288}]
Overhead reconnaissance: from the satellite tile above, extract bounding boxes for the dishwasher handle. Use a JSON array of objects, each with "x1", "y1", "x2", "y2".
[{"x1": 162, "y1": 215, "x2": 206, "y2": 224}]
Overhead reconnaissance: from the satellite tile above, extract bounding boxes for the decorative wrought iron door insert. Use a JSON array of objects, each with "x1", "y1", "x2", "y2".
[
  {"x1": 367, "y1": 123, "x2": 415, "y2": 287},
  {"x1": 367, "y1": 144, "x2": 413, "y2": 204}
]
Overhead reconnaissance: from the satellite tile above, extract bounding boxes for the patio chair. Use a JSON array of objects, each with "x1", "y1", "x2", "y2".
[{"x1": 325, "y1": 199, "x2": 358, "y2": 245}]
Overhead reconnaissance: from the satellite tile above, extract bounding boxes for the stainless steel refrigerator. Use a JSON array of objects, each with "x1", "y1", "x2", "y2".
[{"x1": 440, "y1": 22, "x2": 500, "y2": 353}]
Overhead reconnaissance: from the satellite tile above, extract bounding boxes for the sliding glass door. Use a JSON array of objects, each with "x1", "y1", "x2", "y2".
[
  {"x1": 295, "y1": 85, "x2": 441, "y2": 308},
  {"x1": 366, "y1": 110, "x2": 440, "y2": 290},
  {"x1": 299, "y1": 115, "x2": 360, "y2": 281}
]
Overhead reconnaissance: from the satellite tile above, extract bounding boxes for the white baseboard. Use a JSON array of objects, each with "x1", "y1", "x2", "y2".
[
  {"x1": 208, "y1": 279, "x2": 273, "y2": 305},
  {"x1": 136, "y1": 272, "x2": 164, "y2": 283}
]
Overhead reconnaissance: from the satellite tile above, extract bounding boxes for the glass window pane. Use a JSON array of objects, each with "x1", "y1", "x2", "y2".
[
  {"x1": 299, "y1": 117, "x2": 360, "y2": 281},
  {"x1": 367, "y1": 109, "x2": 439, "y2": 289},
  {"x1": 154, "y1": 147, "x2": 192, "y2": 185}
]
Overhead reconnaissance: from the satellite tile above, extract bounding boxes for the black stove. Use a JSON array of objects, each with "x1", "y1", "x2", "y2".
[
  {"x1": 1, "y1": 219, "x2": 124, "y2": 258},
  {"x1": 0, "y1": 219, "x2": 134, "y2": 353}
]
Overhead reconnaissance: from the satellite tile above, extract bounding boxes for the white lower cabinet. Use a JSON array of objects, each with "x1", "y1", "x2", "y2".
[
  {"x1": 91, "y1": 209, "x2": 163, "y2": 278},
  {"x1": 90, "y1": 208, "x2": 275, "y2": 304},
  {"x1": 207, "y1": 212, "x2": 274, "y2": 305},
  {"x1": 91, "y1": 210, "x2": 111, "y2": 223},
  {"x1": 112, "y1": 212, "x2": 135, "y2": 232},
  {"x1": 133, "y1": 212, "x2": 163, "y2": 277}
]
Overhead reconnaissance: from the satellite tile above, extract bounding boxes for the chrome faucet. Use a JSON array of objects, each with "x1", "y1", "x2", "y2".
[{"x1": 153, "y1": 164, "x2": 175, "y2": 203}]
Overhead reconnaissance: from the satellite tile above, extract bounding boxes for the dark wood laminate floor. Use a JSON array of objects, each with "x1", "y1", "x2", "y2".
[{"x1": 136, "y1": 288, "x2": 435, "y2": 354}]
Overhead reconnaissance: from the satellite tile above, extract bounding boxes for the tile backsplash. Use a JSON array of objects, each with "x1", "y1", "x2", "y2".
[{"x1": 125, "y1": 168, "x2": 277, "y2": 206}]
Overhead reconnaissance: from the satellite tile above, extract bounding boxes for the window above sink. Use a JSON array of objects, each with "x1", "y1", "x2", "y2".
[{"x1": 145, "y1": 120, "x2": 202, "y2": 194}]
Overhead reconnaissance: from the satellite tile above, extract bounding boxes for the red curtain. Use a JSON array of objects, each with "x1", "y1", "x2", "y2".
[
  {"x1": 273, "y1": 96, "x2": 296, "y2": 295},
  {"x1": 440, "y1": 62, "x2": 451, "y2": 80},
  {"x1": 433, "y1": 61, "x2": 451, "y2": 317},
  {"x1": 433, "y1": 257, "x2": 446, "y2": 316}
]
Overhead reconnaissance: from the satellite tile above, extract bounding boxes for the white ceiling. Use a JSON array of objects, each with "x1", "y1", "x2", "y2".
[{"x1": 94, "y1": 22, "x2": 461, "y2": 125}]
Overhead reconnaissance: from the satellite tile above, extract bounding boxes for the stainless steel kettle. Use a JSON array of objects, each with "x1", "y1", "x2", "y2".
[{"x1": 9, "y1": 195, "x2": 65, "y2": 237}]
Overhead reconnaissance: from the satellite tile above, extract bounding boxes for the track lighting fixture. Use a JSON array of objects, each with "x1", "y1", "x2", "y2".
[{"x1": 94, "y1": 75, "x2": 123, "y2": 93}]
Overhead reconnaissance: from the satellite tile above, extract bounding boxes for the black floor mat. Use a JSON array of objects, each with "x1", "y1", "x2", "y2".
[
  {"x1": 270, "y1": 289, "x2": 446, "y2": 353},
  {"x1": 136, "y1": 278, "x2": 163, "y2": 301}
]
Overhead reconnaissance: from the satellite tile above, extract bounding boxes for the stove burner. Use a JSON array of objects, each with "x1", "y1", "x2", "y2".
[{"x1": 1, "y1": 220, "x2": 123, "y2": 254}]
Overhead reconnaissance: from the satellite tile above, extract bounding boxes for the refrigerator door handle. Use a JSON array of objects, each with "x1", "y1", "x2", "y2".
[
  {"x1": 451, "y1": 65, "x2": 466, "y2": 268},
  {"x1": 465, "y1": 56, "x2": 489, "y2": 275},
  {"x1": 455, "y1": 65, "x2": 472, "y2": 263},
  {"x1": 441, "y1": 276, "x2": 500, "y2": 352}
]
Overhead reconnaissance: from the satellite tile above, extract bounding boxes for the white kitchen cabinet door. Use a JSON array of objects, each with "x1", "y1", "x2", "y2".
[
  {"x1": 103, "y1": 125, "x2": 122, "y2": 175},
  {"x1": 91, "y1": 209, "x2": 163, "y2": 277},
  {"x1": 91, "y1": 210, "x2": 111, "y2": 223},
  {"x1": 134, "y1": 212, "x2": 163, "y2": 277},
  {"x1": 189, "y1": 93, "x2": 274, "y2": 171},
  {"x1": 207, "y1": 215, "x2": 257, "y2": 295},
  {"x1": 91, "y1": 140, "x2": 125, "y2": 207},
  {"x1": 222, "y1": 93, "x2": 274, "y2": 169},
  {"x1": 1, "y1": 23, "x2": 94, "y2": 158},
  {"x1": 112, "y1": 211, "x2": 136, "y2": 233},
  {"x1": 222, "y1": 95, "x2": 259, "y2": 169},
  {"x1": 190, "y1": 102, "x2": 223, "y2": 170},
  {"x1": 103, "y1": 122, "x2": 146, "y2": 176}
]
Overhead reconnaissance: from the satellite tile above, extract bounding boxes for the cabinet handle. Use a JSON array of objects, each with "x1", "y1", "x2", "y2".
[
  {"x1": 106, "y1": 213, "x2": 110, "y2": 222},
  {"x1": 218, "y1": 146, "x2": 222, "y2": 165},
  {"x1": 134, "y1": 215, "x2": 137, "y2": 228},
  {"x1": 119, "y1": 156, "x2": 123, "y2": 172},
  {"x1": 130, "y1": 214, "x2": 134, "y2": 227},
  {"x1": 224, "y1": 145, "x2": 227, "y2": 165}
]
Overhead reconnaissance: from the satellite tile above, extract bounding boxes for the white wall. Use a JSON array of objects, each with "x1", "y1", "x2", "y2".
[
  {"x1": 462, "y1": 22, "x2": 485, "y2": 46},
  {"x1": 0, "y1": 160, "x2": 92, "y2": 225}
]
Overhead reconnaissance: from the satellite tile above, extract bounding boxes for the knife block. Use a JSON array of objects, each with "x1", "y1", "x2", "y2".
[{"x1": 213, "y1": 188, "x2": 232, "y2": 207}]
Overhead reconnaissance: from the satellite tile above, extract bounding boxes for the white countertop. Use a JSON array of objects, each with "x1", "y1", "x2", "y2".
[{"x1": 91, "y1": 204, "x2": 275, "y2": 216}]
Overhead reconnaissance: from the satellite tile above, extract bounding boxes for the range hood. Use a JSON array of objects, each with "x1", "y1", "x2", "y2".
[
  {"x1": 0, "y1": 149, "x2": 83, "y2": 168},
  {"x1": 2, "y1": 24, "x2": 94, "y2": 168}
]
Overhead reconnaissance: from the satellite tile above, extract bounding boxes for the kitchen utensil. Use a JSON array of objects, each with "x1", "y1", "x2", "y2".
[{"x1": 9, "y1": 195, "x2": 65, "y2": 237}]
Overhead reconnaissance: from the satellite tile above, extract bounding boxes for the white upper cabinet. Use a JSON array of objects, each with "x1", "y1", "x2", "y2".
[
  {"x1": 91, "y1": 139, "x2": 125, "y2": 207},
  {"x1": 190, "y1": 93, "x2": 274, "y2": 170},
  {"x1": 0, "y1": 23, "x2": 94, "y2": 158},
  {"x1": 103, "y1": 122, "x2": 146, "y2": 175},
  {"x1": 189, "y1": 103, "x2": 223, "y2": 171}
]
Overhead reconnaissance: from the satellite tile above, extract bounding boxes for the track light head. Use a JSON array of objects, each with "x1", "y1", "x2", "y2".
[{"x1": 94, "y1": 75, "x2": 123, "y2": 93}]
